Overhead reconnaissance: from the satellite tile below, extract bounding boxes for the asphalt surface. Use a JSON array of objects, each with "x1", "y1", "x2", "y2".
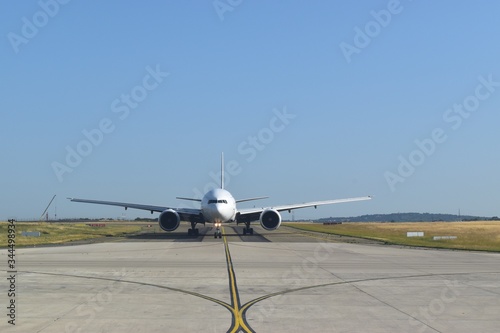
[{"x1": 1, "y1": 224, "x2": 499, "y2": 332}]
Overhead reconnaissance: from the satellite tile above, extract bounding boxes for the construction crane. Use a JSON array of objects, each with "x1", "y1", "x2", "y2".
[{"x1": 40, "y1": 195, "x2": 56, "y2": 221}]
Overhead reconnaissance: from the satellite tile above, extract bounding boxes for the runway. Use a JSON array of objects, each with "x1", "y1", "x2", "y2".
[{"x1": 2, "y1": 225, "x2": 499, "y2": 332}]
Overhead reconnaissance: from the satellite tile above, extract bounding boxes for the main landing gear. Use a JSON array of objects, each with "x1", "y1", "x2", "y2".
[
  {"x1": 242, "y1": 223, "x2": 254, "y2": 235},
  {"x1": 187, "y1": 228, "x2": 199, "y2": 236},
  {"x1": 188, "y1": 222, "x2": 199, "y2": 237},
  {"x1": 214, "y1": 223, "x2": 222, "y2": 239}
]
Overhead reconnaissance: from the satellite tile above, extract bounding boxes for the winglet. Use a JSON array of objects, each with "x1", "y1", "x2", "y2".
[{"x1": 221, "y1": 152, "x2": 224, "y2": 189}]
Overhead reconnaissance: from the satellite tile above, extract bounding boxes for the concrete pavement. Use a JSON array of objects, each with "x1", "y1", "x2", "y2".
[{"x1": 1, "y1": 225, "x2": 499, "y2": 332}]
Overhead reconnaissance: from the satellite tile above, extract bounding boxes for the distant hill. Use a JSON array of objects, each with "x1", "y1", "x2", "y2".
[{"x1": 315, "y1": 212, "x2": 499, "y2": 223}]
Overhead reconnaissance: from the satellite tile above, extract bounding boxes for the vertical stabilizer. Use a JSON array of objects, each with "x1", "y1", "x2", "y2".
[{"x1": 221, "y1": 152, "x2": 224, "y2": 189}]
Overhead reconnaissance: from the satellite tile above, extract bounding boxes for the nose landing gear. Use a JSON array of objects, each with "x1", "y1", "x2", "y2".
[{"x1": 214, "y1": 223, "x2": 222, "y2": 238}]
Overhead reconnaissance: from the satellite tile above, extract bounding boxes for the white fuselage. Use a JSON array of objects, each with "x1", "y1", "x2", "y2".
[{"x1": 200, "y1": 188, "x2": 237, "y2": 224}]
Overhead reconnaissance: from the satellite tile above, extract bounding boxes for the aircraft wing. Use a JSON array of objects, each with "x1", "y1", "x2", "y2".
[
  {"x1": 237, "y1": 196, "x2": 372, "y2": 222},
  {"x1": 68, "y1": 198, "x2": 201, "y2": 220}
]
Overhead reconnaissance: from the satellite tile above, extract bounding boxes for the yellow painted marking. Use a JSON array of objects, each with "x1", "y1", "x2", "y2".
[{"x1": 222, "y1": 227, "x2": 253, "y2": 333}]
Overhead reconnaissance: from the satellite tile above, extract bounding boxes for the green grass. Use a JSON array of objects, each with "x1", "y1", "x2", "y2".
[
  {"x1": 285, "y1": 221, "x2": 500, "y2": 252},
  {"x1": 0, "y1": 222, "x2": 141, "y2": 247}
]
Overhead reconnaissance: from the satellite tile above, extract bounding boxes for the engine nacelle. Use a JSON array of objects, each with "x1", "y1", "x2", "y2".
[
  {"x1": 260, "y1": 209, "x2": 282, "y2": 231},
  {"x1": 158, "y1": 209, "x2": 180, "y2": 232}
]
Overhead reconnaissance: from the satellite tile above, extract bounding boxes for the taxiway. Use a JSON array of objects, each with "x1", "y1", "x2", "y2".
[{"x1": 1, "y1": 225, "x2": 499, "y2": 332}]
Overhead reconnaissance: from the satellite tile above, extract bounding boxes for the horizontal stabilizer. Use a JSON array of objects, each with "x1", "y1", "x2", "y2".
[{"x1": 176, "y1": 197, "x2": 202, "y2": 202}]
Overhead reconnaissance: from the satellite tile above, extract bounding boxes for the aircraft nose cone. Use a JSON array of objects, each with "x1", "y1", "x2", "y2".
[{"x1": 215, "y1": 204, "x2": 231, "y2": 221}]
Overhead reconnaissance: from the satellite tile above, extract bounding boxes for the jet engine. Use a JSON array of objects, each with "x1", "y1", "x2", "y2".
[
  {"x1": 158, "y1": 209, "x2": 180, "y2": 231},
  {"x1": 260, "y1": 209, "x2": 282, "y2": 231}
]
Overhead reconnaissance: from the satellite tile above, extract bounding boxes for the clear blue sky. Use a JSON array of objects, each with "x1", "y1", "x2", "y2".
[{"x1": 2, "y1": 1, "x2": 499, "y2": 220}]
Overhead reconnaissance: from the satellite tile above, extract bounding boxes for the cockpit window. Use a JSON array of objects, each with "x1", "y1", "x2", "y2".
[{"x1": 208, "y1": 199, "x2": 228, "y2": 204}]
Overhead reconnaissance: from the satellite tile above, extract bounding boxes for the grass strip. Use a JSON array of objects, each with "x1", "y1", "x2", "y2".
[
  {"x1": 0, "y1": 222, "x2": 141, "y2": 247},
  {"x1": 285, "y1": 221, "x2": 500, "y2": 252}
]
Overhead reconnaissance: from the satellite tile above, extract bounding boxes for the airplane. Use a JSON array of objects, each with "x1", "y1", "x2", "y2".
[{"x1": 69, "y1": 154, "x2": 372, "y2": 238}]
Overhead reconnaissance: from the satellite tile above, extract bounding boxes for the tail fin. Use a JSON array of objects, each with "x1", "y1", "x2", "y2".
[{"x1": 221, "y1": 152, "x2": 224, "y2": 189}]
